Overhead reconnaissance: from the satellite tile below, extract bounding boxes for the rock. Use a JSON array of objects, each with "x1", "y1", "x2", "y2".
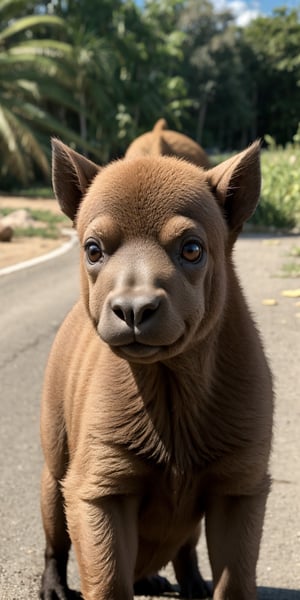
[
  {"x1": 1, "y1": 209, "x2": 36, "y2": 229},
  {"x1": 0, "y1": 223, "x2": 14, "y2": 242}
]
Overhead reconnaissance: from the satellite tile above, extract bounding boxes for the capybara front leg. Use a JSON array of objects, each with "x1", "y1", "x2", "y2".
[
  {"x1": 173, "y1": 527, "x2": 211, "y2": 599},
  {"x1": 64, "y1": 490, "x2": 139, "y2": 600},
  {"x1": 205, "y1": 486, "x2": 269, "y2": 600},
  {"x1": 40, "y1": 465, "x2": 72, "y2": 600}
]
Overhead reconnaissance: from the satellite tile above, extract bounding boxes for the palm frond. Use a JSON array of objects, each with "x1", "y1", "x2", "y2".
[
  {"x1": 7, "y1": 39, "x2": 73, "y2": 58},
  {"x1": 0, "y1": 15, "x2": 66, "y2": 43},
  {"x1": 0, "y1": 0, "x2": 27, "y2": 20},
  {"x1": 0, "y1": 106, "x2": 30, "y2": 183}
]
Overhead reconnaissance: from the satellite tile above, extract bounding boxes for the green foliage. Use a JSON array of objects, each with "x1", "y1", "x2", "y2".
[
  {"x1": 0, "y1": 206, "x2": 67, "y2": 238},
  {"x1": 13, "y1": 225, "x2": 60, "y2": 239},
  {"x1": 0, "y1": 1, "x2": 79, "y2": 184},
  {"x1": 10, "y1": 186, "x2": 54, "y2": 198},
  {"x1": 1, "y1": 0, "x2": 300, "y2": 192},
  {"x1": 176, "y1": 0, "x2": 253, "y2": 147},
  {"x1": 251, "y1": 133, "x2": 300, "y2": 230},
  {"x1": 0, "y1": 0, "x2": 104, "y2": 186},
  {"x1": 279, "y1": 262, "x2": 300, "y2": 278},
  {"x1": 290, "y1": 246, "x2": 300, "y2": 257},
  {"x1": 243, "y1": 7, "x2": 300, "y2": 144},
  {"x1": 24, "y1": 208, "x2": 66, "y2": 224},
  {"x1": 275, "y1": 245, "x2": 300, "y2": 278}
]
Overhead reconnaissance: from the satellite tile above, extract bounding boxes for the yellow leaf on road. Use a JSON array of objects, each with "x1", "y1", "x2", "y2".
[
  {"x1": 262, "y1": 299, "x2": 278, "y2": 306},
  {"x1": 281, "y1": 289, "x2": 300, "y2": 298},
  {"x1": 262, "y1": 239, "x2": 281, "y2": 246}
]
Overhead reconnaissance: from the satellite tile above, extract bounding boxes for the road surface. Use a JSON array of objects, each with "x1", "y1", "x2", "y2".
[{"x1": 0, "y1": 235, "x2": 299, "y2": 599}]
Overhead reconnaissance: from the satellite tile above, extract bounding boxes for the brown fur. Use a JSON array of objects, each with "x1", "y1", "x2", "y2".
[
  {"x1": 40, "y1": 140, "x2": 273, "y2": 600},
  {"x1": 125, "y1": 118, "x2": 211, "y2": 168}
]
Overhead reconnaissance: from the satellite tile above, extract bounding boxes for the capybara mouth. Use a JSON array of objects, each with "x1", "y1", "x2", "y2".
[{"x1": 116, "y1": 342, "x2": 161, "y2": 360}]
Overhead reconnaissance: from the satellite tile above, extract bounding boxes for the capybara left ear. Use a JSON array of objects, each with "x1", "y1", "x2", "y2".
[
  {"x1": 206, "y1": 141, "x2": 261, "y2": 235},
  {"x1": 51, "y1": 139, "x2": 100, "y2": 221}
]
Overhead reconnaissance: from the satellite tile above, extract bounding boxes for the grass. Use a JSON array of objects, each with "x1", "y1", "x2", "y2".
[
  {"x1": 275, "y1": 245, "x2": 300, "y2": 278},
  {"x1": 290, "y1": 246, "x2": 300, "y2": 257},
  {"x1": 0, "y1": 207, "x2": 68, "y2": 239},
  {"x1": 212, "y1": 136, "x2": 300, "y2": 231},
  {"x1": 9, "y1": 186, "x2": 54, "y2": 199},
  {"x1": 279, "y1": 262, "x2": 300, "y2": 278},
  {"x1": 13, "y1": 226, "x2": 61, "y2": 239},
  {"x1": 251, "y1": 145, "x2": 300, "y2": 230}
]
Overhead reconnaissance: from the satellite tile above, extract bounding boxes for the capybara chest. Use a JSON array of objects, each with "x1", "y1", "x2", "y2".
[{"x1": 136, "y1": 472, "x2": 204, "y2": 576}]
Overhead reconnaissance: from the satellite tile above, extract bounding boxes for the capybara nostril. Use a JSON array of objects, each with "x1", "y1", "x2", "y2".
[{"x1": 111, "y1": 294, "x2": 161, "y2": 328}]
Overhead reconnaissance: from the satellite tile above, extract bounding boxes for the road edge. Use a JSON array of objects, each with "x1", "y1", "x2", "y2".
[{"x1": 0, "y1": 229, "x2": 78, "y2": 277}]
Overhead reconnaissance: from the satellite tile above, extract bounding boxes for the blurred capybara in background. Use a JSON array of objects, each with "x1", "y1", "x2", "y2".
[{"x1": 125, "y1": 118, "x2": 211, "y2": 168}]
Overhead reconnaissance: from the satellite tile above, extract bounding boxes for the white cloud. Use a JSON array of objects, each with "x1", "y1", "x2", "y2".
[
  {"x1": 212, "y1": 0, "x2": 261, "y2": 26},
  {"x1": 229, "y1": 0, "x2": 260, "y2": 25}
]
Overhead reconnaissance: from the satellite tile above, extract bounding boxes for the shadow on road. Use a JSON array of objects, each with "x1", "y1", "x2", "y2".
[
  {"x1": 134, "y1": 587, "x2": 300, "y2": 599},
  {"x1": 258, "y1": 587, "x2": 300, "y2": 599},
  {"x1": 52, "y1": 585, "x2": 300, "y2": 599}
]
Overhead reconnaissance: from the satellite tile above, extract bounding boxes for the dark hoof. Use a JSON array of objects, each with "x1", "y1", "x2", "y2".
[
  {"x1": 134, "y1": 574, "x2": 178, "y2": 595},
  {"x1": 179, "y1": 574, "x2": 211, "y2": 599},
  {"x1": 40, "y1": 587, "x2": 82, "y2": 600},
  {"x1": 40, "y1": 569, "x2": 82, "y2": 600}
]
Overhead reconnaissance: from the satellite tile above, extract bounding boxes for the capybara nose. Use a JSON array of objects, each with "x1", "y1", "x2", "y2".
[{"x1": 111, "y1": 294, "x2": 161, "y2": 328}]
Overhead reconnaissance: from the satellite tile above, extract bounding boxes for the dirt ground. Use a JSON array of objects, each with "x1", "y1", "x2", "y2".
[{"x1": 0, "y1": 196, "x2": 68, "y2": 269}]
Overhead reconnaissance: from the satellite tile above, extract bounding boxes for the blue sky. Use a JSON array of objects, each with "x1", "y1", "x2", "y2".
[
  {"x1": 255, "y1": 0, "x2": 298, "y2": 12},
  {"x1": 213, "y1": 0, "x2": 298, "y2": 25},
  {"x1": 138, "y1": 1, "x2": 299, "y2": 27}
]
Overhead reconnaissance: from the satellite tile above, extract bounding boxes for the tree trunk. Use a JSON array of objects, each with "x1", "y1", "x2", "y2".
[
  {"x1": 196, "y1": 99, "x2": 207, "y2": 144},
  {"x1": 79, "y1": 91, "x2": 87, "y2": 154}
]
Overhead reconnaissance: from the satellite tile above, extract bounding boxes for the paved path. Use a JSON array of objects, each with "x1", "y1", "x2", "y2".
[{"x1": 0, "y1": 235, "x2": 299, "y2": 599}]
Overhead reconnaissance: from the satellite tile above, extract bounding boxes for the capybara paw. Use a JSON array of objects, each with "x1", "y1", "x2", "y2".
[
  {"x1": 134, "y1": 574, "x2": 178, "y2": 595},
  {"x1": 40, "y1": 573, "x2": 82, "y2": 600},
  {"x1": 40, "y1": 583, "x2": 68, "y2": 600},
  {"x1": 40, "y1": 587, "x2": 82, "y2": 600},
  {"x1": 179, "y1": 574, "x2": 211, "y2": 599}
]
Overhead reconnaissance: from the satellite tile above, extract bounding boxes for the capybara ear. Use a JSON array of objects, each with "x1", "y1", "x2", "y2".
[
  {"x1": 51, "y1": 139, "x2": 100, "y2": 221},
  {"x1": 206, "y1": 141, "x2": 261, "y2": 234},
  {"x1": 152, "y1": 118, "x2": 168, "y2": 133},
  {"x1": 151, "y1": 133, "x2": 171, "y2": 157}
]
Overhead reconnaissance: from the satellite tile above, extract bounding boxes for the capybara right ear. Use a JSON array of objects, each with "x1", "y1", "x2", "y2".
[
  {"x1": 51, "y1": 139, "x2": 100, "y2": 221},
  {"x1": 152, "y1": 118, "x2": 168, "y2": 133}
]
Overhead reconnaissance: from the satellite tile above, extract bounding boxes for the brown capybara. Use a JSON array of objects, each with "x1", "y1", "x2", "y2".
[
  {"x1": 40, "y1": 139, "x2": 273, "y2": 600},
  {"x1": 125, "y1": 118, "x2": 211, "y2": 168}
]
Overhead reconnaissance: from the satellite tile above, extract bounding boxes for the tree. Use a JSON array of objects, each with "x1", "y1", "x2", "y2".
[
  {"x1": 60, "y1": 27, "x2": 119, "y2": 162},
  {"x1": 0, "y1": 0, "x2": 98, "y2": 186},
  {"x1": 175, "y1": 0, "x2": 255, "y2": 149},
  {"x1": 109, "y1": 0, "x2": 189, "y2": 151},
  {"x1": 243, "y1": 7, "x2": 300, "y2": 144},
  {"x1": 45, "y1": 0, "x2": 127, "y2": 158}
]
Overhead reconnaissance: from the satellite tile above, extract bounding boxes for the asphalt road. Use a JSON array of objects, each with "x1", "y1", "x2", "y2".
[{"x1": 0, "y1": 235, "x2": 299, "y2": 600}]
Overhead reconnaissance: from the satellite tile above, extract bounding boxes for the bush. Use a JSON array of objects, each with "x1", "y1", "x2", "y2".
[{"x1": 251, "y1": 131, "x2": 300, "y2": 230}]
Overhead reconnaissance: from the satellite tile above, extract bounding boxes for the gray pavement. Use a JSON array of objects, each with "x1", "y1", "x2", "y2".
[{"x1": 0, "y1": 235, "x2": 299, "y2": 599}]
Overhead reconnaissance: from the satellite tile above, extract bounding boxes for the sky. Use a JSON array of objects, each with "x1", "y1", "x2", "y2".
[
  {"x1": 213, "y1": 0, "x2": 299, "y2": 25},
  {"x1": 138, "y1": 0, "x2": 299, "y2": 27}
]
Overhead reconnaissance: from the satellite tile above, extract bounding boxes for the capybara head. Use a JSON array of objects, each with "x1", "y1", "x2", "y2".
[{"x1": 52, "y1": 141, "x2": 260, "y2": 363}]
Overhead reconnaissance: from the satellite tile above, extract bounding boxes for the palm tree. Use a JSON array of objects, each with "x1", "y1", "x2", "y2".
[
  {"x1": 0, "y1": 1, "x2": 94, "y2": 185},
  {"x1": 66, "y1": 27, "x2": 120, "y2": 162}
]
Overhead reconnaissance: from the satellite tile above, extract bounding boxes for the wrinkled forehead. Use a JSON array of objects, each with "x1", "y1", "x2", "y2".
[{"x1": 77, "y1": 156, "x2": 224, "y2": 238}]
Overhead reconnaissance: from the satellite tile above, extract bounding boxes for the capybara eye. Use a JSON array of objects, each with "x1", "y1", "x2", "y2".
[
  {"x1": 85, "y1": 240, "x2": 103, "y2": 264},
  {"x1": 181, "y1": 241, "x2": 203, "y2": 263}
]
